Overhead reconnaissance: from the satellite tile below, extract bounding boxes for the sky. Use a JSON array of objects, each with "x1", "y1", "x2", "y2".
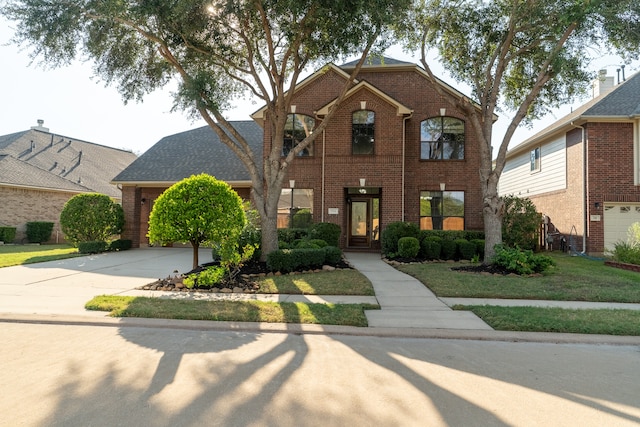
[{"x1": 1, "y1": 16, "x2": 637, "y2": 156}]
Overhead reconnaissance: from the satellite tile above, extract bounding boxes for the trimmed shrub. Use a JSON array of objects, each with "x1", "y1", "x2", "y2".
[
  {"x1": 455, "y1": 238, "x2": 476, "y2": 260},
  {"x1": 78, "y1": 241, "x2": 108, "y2": 254},
  {"x1": 109, "y1": 239, "x2": 132, "y2": 251},
  {"x1": 0, "y1": 227, "x2": 16, "y2": 243},
  {"x1": 492, "y1": 245, "x2": 555, "y2": 275},
  {"x1": 309, "y1": 222, "x2": 341, "y2": 247},
  {"x1": 26, "y1": 222, "x2": 54, "y2": 243},
  {"x1": 502, "y1": 195, "x2": 541, "y2": 250},
  {"x1": 60, "y1": 193, "x2": 124, "y2": 245},
  {"x1": 295, "y1": 239, "x2": 322, "y2": 249},
  {"x1": 440, "y1": 239, "x2": 457, "y2": 260},
  {"x1": 471, "y1": 239, "x2": 485, "y2": 260},
  {"x1": 398, "y1": 236, "x2": 420, "y2": 258},
  {"x1": 381, "y1": 221, "x2": 420, "y2": 258},
  {"x1": 266, "y1": 247, "x2": 336, "y2": 272},
  {"x1": 421, "y1": 239, "x2": 442, "y2": 260},
  {"x1": 278, "y1": 228, "x2": 308, "y2": 245},
  {"x1": 292, "y1": 208, "x2": 313, "y2": 228},
  {"x1": 323, "y1": 246, "x2": 343, "y2": 265}
]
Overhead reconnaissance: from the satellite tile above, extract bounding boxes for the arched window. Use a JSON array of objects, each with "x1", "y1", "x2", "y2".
[
  {"x1": 352, "y1": 110, "x2": 375, "y2": 155},
  {"x1": 420, "y1": 117, "x2": 465, "y2": 160},
  {"x1": 283, "y1": 114, "x2": 315, "y2": 157}
]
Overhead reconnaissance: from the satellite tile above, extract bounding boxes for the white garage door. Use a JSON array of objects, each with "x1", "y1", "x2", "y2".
[{"x1": 603, "y1": 204, "x2": 640, "y2": 251}]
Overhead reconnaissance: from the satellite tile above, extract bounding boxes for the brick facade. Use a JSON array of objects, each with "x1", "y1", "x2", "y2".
[{"x1": 0, "y1": 186, "x2": 79, "y2": 243}]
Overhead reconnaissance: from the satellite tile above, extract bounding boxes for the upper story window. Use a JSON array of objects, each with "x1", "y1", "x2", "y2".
[
  {"x1": 352, "y1": 110, "x2": 375, "y2": 155},
  {"x1": 283, "y1": 114, "x2": 315, "y2": 157},
  {"x1": 420, "y1": 117, "x2": 465, "y2": 160},
  {"x1": 530, "y1": 147, "x2": 541, "y2": 172}
]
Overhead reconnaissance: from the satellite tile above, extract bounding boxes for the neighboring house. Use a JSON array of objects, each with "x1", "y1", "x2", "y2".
[
  {"x1": 0, "y1": 120, "x2": 137, "y2": 243},
  {"x1": 500, "y1": 70, "x2": 640, "y2": 255},
  {"x1": 115, "y1": 57, "x2": 487, "y2": 250},
  {"x1": 112, "y1": 122, "x2": 263, "y2": 246}
]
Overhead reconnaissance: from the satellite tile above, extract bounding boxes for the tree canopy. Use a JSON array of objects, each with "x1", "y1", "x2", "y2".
[
  {"x1": 2, "y1": 0, "x2": 411, "y2": 259},
  {"x1": 148, "y1": 174, "x2": 245, "y2": 269},
  {"x1": 401, "y1": 0, "x2": 640, "y2": 261}
]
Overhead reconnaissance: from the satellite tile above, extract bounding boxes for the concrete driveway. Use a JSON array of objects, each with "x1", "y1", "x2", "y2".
[{"x1": 0, "y1": 247, "x2": 210, "y2": 316}]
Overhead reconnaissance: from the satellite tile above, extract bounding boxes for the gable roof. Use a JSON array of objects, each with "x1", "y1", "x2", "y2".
[
  {"x1": 316, "y1": 80, "x2": 413, "y2": 116},
  {"x1": 112, "y1": 121, "x2": 262, "y2": 185},
  {"x1": 0, "y1": 127, "x2": 137, "y2": 198},
  {"x1": 507, "y1": 71, "x2": 640, "y2": 157}
]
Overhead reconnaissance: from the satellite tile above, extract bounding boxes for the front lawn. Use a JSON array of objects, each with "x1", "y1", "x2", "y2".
[
  {"x1": 396, "y1": 253, "x2": 640, "y2": 303},
  {"x1": 255, "y1": 270, "x2": 374, "y2": 295},
  {"x1": 455, "y1": 305, "x2": 640, "y2": 336},
  {"x1": 85, "y1": 295, "x2": 379, "y2": 327},
  {"x1": 0, "y1": 244, "x2": 80, "y2": 268}
]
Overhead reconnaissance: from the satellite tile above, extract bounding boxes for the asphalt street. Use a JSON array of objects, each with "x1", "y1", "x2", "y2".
[{"x1": 2, "y1": 321, "x2": 639, "y2": 427}]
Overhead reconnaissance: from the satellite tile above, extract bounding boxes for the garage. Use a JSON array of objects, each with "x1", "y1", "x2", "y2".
[{"x1": 603, "y1": 203, "x2": 640, "y2": 252}]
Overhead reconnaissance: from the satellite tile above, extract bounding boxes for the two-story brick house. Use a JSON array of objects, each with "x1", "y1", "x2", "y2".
[
  {"x1": 115, "y1": 57, "x2": 485, "y2": 249},
  {"x1": 500, "y1": 70, "x2": 640, "y2": 255}
]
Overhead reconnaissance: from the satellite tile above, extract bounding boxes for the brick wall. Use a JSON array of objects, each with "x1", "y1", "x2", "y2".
[{"x1": 0, "y1": 186, "x2": 77, "y2": 243}]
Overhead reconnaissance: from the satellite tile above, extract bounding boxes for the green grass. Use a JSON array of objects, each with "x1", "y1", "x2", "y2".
[
  {"x1": 397, "y1": 253, "x2": 640, "y2": 303},
  {"x1": 255, "y1": 270, "x2": 374, "y2": 295},
  {"x1": 0, "y1": 244, "x2": 81, "y2": 268},
  {"x1": 85, "y1": 295, "x2": 379, "y2": 327},
  {"x1": 455, "y1": 305, "x2": 640, "y2": 336}
]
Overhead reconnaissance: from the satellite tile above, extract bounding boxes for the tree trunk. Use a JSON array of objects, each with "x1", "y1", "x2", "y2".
[
  {"x1": 260, "y1": 214, "x2": 279, "y2": 262},
  {"x1": 482, "y1": 182, "x2": 504, "y2": 262},
  {"x1": 190, "y1": 241, "x2": 200, "y2": 270}
]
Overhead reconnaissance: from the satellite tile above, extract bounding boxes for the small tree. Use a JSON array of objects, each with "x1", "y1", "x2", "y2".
[
  {"x1": 60, "y1": 193, "x2": 124, "y2": 245},
  {"x1": 148, "y1": 174, "x2": 245, "y2": 270},
  {"x1": 501, "y1": 195, "x2": 541, "y2": 251}
]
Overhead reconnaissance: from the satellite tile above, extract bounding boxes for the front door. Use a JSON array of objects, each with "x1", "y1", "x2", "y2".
[{"x1": 347, "y1": 192, "x2": 380, "y2": 248}]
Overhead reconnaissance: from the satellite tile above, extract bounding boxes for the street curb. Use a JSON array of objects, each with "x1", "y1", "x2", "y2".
[{"x1": 2, "y1": 313, "x2": 639, "y2": 346}]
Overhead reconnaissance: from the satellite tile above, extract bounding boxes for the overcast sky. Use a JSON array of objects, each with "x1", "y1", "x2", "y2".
[{"x1": 1, "y1": 16, "x2": 637, "y2": 156}]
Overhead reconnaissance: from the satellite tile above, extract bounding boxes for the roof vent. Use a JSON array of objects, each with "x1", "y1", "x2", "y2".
[{"x1": 30, "y1": 119, "x2": 50, "y2": 132}]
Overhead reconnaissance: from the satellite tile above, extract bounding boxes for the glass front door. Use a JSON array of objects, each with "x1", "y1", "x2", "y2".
[{"x1": 347, "y1": 193, "x2": 380, "y2": 248}]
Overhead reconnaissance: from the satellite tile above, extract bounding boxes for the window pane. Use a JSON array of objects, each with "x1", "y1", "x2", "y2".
[
  {"x1": 444, "y1": 191, "x2": 464, "y2": 216},
  {"x1": 420, "y1": 191, "x2": 442, "y2": 216},
  {"x1": 283, "y1": 114, "x2": 315, "y2": 156},
  {"x1": 352, "y1": 110, "x2": 375, "y2": 155},
  {"x1": 420, "y1": 117, "x2": 464, "y2": 160}
]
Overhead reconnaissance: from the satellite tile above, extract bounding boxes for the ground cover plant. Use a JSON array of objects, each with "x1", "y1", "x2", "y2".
[
  {"x1": 0, "y1": 244, "x2": 80, "y2": 268},
  {"x1": 454, "y1": 305, "x2": 640, "y2": 336},
  {"x1": 85, "y1": 296, "x2": 379, "y2": 327},
  {"x1": 396, "y1": 252, "x2": 640, "y2": 303}
]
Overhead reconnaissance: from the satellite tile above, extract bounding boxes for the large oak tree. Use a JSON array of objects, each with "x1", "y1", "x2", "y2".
[
  {"x1": 2, "y1": 0, "x2": 410, "y2": 259},
  {"x1": 402, "y1": 0, "x2": 640, "y2": 261}
]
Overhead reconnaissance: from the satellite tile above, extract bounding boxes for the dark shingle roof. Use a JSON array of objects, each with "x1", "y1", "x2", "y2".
[
  {"x1": 583, "y1": 71, "x2": 640, "y2": 117},
  {"x1": 0, "y1": 129, "x2": 137, "y2": 198},
  {"x1": 341, "y1": 56, "x2": 415, "y2": 68},
  {"x1": 112, "y1": 121, "x2": 263, "y2": 183}
]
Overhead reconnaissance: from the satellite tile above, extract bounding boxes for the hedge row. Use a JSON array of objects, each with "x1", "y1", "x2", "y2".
[
  {"x1": 0, "y1": 227, "x2": 16, "y2": 243},
  {"x1": 26, "y1": 222, "x2": 54, "y2": 243},
  {"x1": 382, "y1": 221, "x2": 485, "y2": 261},
  {"x1": 78, "y1": 239, "x2": 132, "y2": 254},
  {"x1": 266, "y1": 246, "x2": 342, "y2": 273}
]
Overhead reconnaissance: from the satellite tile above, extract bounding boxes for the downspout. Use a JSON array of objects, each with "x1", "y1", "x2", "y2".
[
  {"x1": 571, "y1": 122, "x2": 587, "y2": 253},
  {"x1": 321, "y1": 128, "x2": 326, "y2": 222},
  {"x1": 402, "y1": 113, "x2": 413, "y2": 221}
]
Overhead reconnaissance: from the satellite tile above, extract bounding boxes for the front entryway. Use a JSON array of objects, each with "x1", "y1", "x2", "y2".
[{"x1": 346, "y1": 188, "x2": 380, "y2": 249}]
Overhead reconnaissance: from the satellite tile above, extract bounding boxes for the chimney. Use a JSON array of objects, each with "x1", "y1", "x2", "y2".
[
  {"x1": 30, "y1": 119, "x2": 50, "y2": 132},
  {"x1": 592, "y1": 70, "x2": 614, "y2": 98}
]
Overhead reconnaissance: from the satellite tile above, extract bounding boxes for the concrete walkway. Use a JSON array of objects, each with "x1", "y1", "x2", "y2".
[{"x1": 344, "y1": 252, "x2": 493, "y2": 330}]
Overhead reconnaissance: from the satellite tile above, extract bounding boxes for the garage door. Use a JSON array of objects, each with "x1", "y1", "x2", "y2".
[{"x1": 603, "y1": 204, "x2": 640, "y2": 251}]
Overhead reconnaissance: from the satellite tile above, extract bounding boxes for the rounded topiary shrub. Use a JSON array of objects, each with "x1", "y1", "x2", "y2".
[
  {"x1": 455, "y1": 238, "x2": 476, "y2": 260},
  {"x1": 440, "y1": 239, "x2": 457, "y2": 260},
  {"x1": 78, "y1": 240, "x2": 108, "y2": 254},
  {"x1": 398, "y1": 236, "x2": 420, "y2": 258},
  {"x1": 309, "y1": 222, "x2": 341, "y2": 247},
  {"x1": 421, "y1": 238, "x2": 442, "y2": 260},
  {"x1": 381, "y1": 221, "x2": 420, "y2": 258},
  {"x1": 60, "y1": 193, "x2": 124, "y2": 246},
  {"x1": 323, "y1": 246, "x2": 343, "y2": 265}
]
